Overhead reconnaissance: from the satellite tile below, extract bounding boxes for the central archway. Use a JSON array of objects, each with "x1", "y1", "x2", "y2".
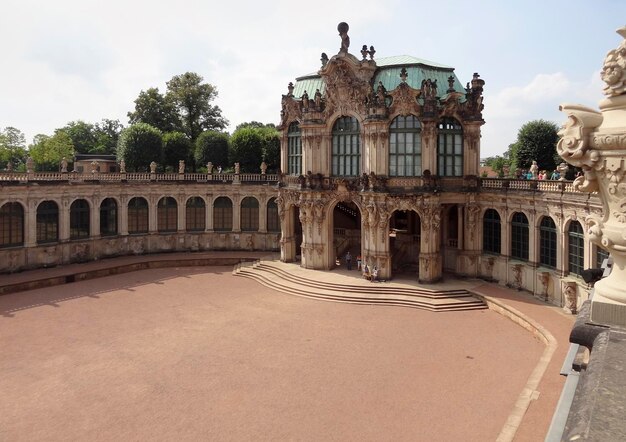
[
  {"x1": 389, "y1": 209, "x2": 421, "y2": 276},
  {"x1": 332, "y1": 201, "x2": 361, "y2": 268}
]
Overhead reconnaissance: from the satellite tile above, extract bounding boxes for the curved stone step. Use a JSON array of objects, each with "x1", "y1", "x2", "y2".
[{"x1": 234, "y1": 261, "x2": 487, "y2": 312}]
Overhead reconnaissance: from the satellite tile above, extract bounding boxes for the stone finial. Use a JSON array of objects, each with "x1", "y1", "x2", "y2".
[
  {"x1": 338, "y1": 22, "x2": 350, "y2": 54},
  {"x1": 150, "y1": 161, "x2": 157, "y2": 173},
  {"x1": 287, "y1": 82, "x2": 294, "y2": 97},
  {"x1": 601, "y1": 27, "x2": 626, "y2": 97},
  {"x1": 471, "y1": 73, "x2": 485, "y2": 93},
  {"x1": 369, "y1": 46, "x2": 376, "y2": 60},
  {"x1": 178, "y1": 160, "x2": 185, "y2": 174},
  {"x1": 119, "y1": 160, "x2": 126, "y2": 173},
  {"x1": 260, "y1": 161, "x2": 267, "y2": 175},
  {"x1": 400, "y1": 67, "x2": 408, "y2": 82},
  {"x1": 26, "y1": 156, "x2": 34, "y2": 173},
  {"x1": 207, "y1": 162, "x2": 213, "y2": 174},
  {"x1": 361, "y1": 45, "x2": 368, "y2": 60},
  {"x1": 234, "y1": 162, "x2": 240, "y2": 174},
  {"x1": 320, "y1": 53, "x2": 329, "y2": 67}
]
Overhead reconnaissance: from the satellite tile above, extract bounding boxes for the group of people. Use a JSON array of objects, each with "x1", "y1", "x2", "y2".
[{"x1": 344, "y1": 251, "x2": 379, "y2": 282}]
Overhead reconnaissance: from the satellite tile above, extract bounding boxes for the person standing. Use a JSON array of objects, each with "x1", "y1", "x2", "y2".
[{"x1": 345, "y1": 251, "x2": 352, "y2": 270}]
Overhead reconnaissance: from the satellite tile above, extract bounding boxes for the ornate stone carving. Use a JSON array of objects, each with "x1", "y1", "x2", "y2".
[
  {"x1": 601, "y1": 27, "x2": 626, "y2": 97},
  {"x1": 512, "y1": 264, "x2": 523, "y2": 290},
  {"x1": 389, "y1": 82, "x2": 419, "y2": 116},
  {"x1": 564, "y1": 281, "x2": 578, "y2": 314},
  {"x1": 557, "y1": 27, "x2": 626, "y2": 324},
  {"x1": 466, "y1": 204, "x2": 480, "y2": 242}
]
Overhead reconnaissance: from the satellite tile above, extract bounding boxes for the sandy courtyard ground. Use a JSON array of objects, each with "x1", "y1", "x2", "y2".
[{"x1": 0, "y1": 266, "x2": 545, "y2": 441}]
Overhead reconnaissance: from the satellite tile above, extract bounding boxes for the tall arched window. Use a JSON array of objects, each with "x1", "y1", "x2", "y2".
[
  {"x1": 332, "y1": 116, "x2": 360, "y2": 176},
  {"x1": 389, "y1": 115, "x2": 422, "y2": 176},
  {"x1": 0, "y1": 202, "x2": 24, "y2": 247},
  {"x1": 267, "y1": 197, "x2": 280, "y2": 232},
  {"x1": 539, "y1": 217, "x2": 557, "y2": 268},
  {"x1": 186, "y1": 197, "x2": 206, "y2": 231},
  {"x1": 287, "y1": 122, "x2": 302, "y2": 175},
  {"x1": 510, "y1": 212, "x2": 529, "y2": 260},
  {"x1": 100, "y1": 198, "x2": 118, "y2": 237},
  {"x1": 240, "y1": 197, "x2": 259, "y2": 232},
  {"x1": 483, "y1": 209, "x2": 501, "y2": 254},
  {"x1": 213, "y1": 197, "x2": 233, "y2": 231},
  {"x1": 158, "y1": 197, "x2": 178, "y2": 232},
  {"x1": 70, "y1": 199, "x2": 90, "y2": 240},
  {"x1": 37, "y1": 200, "x2": 59, "y2": 244},
  {"x1": 437, "y1": 118, "x2": 463, "y2": 177},
  {"x1": 568, "y1": 221, "x2": 585, "y2": 276},
  {"x1": 128, "y1": 197, "x2": 148, "y2": 234}
]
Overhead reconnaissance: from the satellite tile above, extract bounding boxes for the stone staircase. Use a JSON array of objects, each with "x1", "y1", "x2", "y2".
[{"x1": 233, "y1": 260, "x2": 487, "y2": 312}]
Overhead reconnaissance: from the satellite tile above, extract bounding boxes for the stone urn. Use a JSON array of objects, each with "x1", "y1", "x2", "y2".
[{"x1": 558, "y1": 27, "x2": 626, "y2": 326}]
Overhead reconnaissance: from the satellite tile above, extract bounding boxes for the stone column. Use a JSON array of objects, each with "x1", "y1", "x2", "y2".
[
  {"x1": 419, "y1": 203, "x2": 442, "y2": 283},
  {"x1": 421, "y1": 121, "x2": 438, "y2": 174},
  {"x1": 91, "y1": 199, "x2": 100, "y2": 238},
  {"x1": 59, "y1": 197, "x2": 70, "y2": 242},
  {"x1": 259, "y1": 197, "x2": 268, "y2": 233},
  {"x1": 280, "y1": 202, "x2": 297, "y2": 263},
  {"x1": 232, "y1": 194, "x2": 241, "y2": 232},
  {"x1": 178, "y1": 196, "x2": 185, "y2": 233},
  {"x1": 25, "y1": 199, "x2": 37, "y2": 247}
]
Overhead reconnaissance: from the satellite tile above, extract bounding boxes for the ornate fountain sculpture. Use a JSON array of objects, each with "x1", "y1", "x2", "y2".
[{"x1": 558, "y1": 27, "x2": 626, "y2": 326}]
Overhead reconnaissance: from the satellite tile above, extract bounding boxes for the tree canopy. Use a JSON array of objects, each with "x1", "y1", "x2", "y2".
[
  {"x1": 195, "y1": 131, "x2": 229, "y2": 171},
  {"x1": 163, "y1": 131, "x2": 193, "y2": 172},
  {"x1": 510, "y1": 119, "x2": 560, "y2": 172},
  {"x1": 28, "y1": 132, "x2": 75, "y2": 171},
  {"x1": 127, "y1": 88, "x2": 181, "y2": 134},
  {"x1": 0, "y1": 127, "x2": 27, "y2": 170},
  {"x1": 166, "y1": 72, "x2": 228, "y2": 142},
  {"x1": 229, "y1": 127, "x2": 264, "y2": 173},
  {"x1": 116, "y1": 123, "x2": 163, "y2": 172},
  {"x1": 56, "y1": 119, "x2": 123, "y2": 155}
]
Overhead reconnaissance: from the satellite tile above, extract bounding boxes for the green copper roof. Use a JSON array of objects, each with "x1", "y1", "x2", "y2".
[{"x1": 291, "y1": 54, "x2": 466, "y2": 99}]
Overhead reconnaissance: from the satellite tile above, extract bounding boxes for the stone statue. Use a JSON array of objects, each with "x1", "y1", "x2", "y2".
[
  {"x1": 178, "y1": 160, "x2": 185, "y2": 174},
  {"x1": 234, "y1": 162, "x2": 240, "y2": 174},
  {"x1": 338, "y1": 22, "x2": 350, "y2": 54},
  {"x1": 119, "y1": 160, "x2": 126, "y2": 173},
  {"x1": 529, "y1": 161, "x2": 539, "y2": 179},
  {"x1": 260, "y1": 161, "x2": 267, "y2": 175},
  {"x1": 557, "y1": 162, "x2": 569, "y2": 181},
  {"x1": 91, "y1": 160, "x2": 99, "y2": 173},
  {"x1": 150, "y1": 161, "x2": 157, "y2": 173},
  {"x1": 26, "y1": 157, "x2": 34, "y2": 173},
  {"x1": 302, "y1": 90, "x2": 309, "y2": 110},
  {"x1": 314, "y1": 89, "x2": 322, "y2": 110},
  {"x1": 320, "y1": 53, "x2": 329, "y2": 67},
  {"x1": 61, "y1": 157, "x2": 68, "y2": 173},
  {"x1": 376, "y1": 81, "x2": 386, "y2": 105},
  {"x1": 6, "y1": 161, "x2": 13, "y2": 172},
  {"x1": 207, "y1": 162, "x2": 213, "y2": 174}
]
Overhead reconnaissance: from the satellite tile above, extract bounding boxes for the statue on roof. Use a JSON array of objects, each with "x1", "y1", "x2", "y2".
[
  {"x1": 338, "y1": 22, "x2": 350, "y2": 54},
  {"x1": 314, "y1": 89, "x2": 322, "y2": 110}
]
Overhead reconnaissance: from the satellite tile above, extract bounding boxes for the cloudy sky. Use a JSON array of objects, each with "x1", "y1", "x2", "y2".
[{"x1": 1, "y1": 0, "x2": 624, "y2": 157}]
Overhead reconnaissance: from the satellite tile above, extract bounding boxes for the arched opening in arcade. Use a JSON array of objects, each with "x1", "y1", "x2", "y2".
[
  {"x1": 389, "y1": 209, "x2": 420, "y2": 275},
  {"x1": 332, "y1": 201, "x2": 361, "y2": 267},
  {"x1": 443, "y1": 204, "x2": 462, "y2": 272}
]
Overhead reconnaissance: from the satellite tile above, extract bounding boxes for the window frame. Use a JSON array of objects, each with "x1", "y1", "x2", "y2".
[
  {"x1": 331, "y1": 116, "x2": 360, "y2": 177},
  {"x1": 437, "y1": 117, "x2": 463, "y2": 177},
  {"x1": 482, "y1": 208, "x2": 501, "y2": 254},
  {"x1": 389, "y1": 115, "x2": 422, "y2": 177},
  {"x1": 0, "y1": 202, "x2": 24, "y2": 248}
]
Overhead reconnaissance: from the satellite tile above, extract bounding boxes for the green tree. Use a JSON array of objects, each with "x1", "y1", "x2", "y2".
[
  {"x1": 163, "y1": 131, "x2": 193, "y2": 172},
  {"x1": 195, "y1": 131, "x2": 229, "y2": 170},
  {"x1": 511, "y1": 120, "x2": 560, "y2": 172},
  {"x1": 116, "y1": 123, "x2": 163, "y2": 172},
  {"x1": 483, "y1": 155, "x2": 510, "y2": 178},
  {"x1": 93, "y1": 119, "x2": 124, "y2": 154},
  {"x1": 0, "y1": 126, "x2": 27, "y2": 170},
  {"x1": 28, "y1": 132, "x2": 75, "y2": 171},
  {"x1": 229, "y1": 127, "x2": 263, "y2": 172},
  {"x1": 258, "y1": 126, "x2": 280, "y2": 172},
  {"x1": 57, "y1": 121, "x2": 96, "y2": 154},
  {"x1": 128, "y1": 87, "x2": 181, "y2": 133},
  {"x1": 165, "y1": 72, "x2": 228, "y2": 142}
]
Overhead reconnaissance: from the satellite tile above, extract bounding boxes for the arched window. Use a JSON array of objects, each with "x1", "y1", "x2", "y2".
[
  {"x1": 510, "y1": 212, "x2": 529, "y2": 261},
  {"x1": 437, "y1": 118, "x2": 463, "y2": 177},
  {"x1": 213, "y1": 197, "x2": 233, "y2": 231},
  {"x1": 186, "y1": 197, "x2": 206, "y2": 231},
  {"x1": 596, "y1": 245, "x2": 609, "y2": 268},
  {"x1": 568, "y1": 221, "x2": 585, "y2": 276},
  {"x1": 267, "y1": 197, "x2": 280, "y2": 232},
  {"x1": 389, "y1": 115, "x2": 422, "y2": 176},
  {"x1": 100, "y1": 198, "x2": 118, "y2": 237},
  {"x1": 241, "y1": 197, "x2": 259, "y2": 232},
  {"x1": 332, "y1": 116, "x2": 360, "y2": 176},
  {"x1": 287, "y1": 122, "x2": 302, "y2": 175},
  {"x1": 128, "y1": 197, "x2": 148, "y2": 234},
  {"x1": 539, "y1": 217, "x2": 557, "y2": 268},
  {"x1": 70, "y1": 199, "x2": 90, "y2": 240},
  {"x1": 0, "y1": 202, "x2": 24, "y2": 247},
  {"x1": 483, "y1": 209, "x2": 501, "y2": 254},
  {"x1": 37, "y1": 200, "x2": 59, "y2": 244},
  {"x1": 158, "y1": 197, "x2": 178, "y2": 232}
]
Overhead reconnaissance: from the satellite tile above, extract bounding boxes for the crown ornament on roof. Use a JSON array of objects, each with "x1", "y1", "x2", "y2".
[{"x1": 601, "y1": 26, "x2": 626, "y2": 97}]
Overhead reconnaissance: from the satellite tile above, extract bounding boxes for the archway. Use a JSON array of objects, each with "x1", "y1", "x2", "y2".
[
  {"x1": 443, "y1": 205, "x2": 461, "y2": 272},
  {"x1": 389, "y1": 210, "x2": 421, "y2": 275},
  {"x1": 294, "y1": 206, "x2": 302, "y2": 260},
  {"x1": 332, "y1": 201, "x2": 361, "y2": 268}
]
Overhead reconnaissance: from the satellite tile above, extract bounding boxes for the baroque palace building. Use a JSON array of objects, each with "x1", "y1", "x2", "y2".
[{"x1": 0, "y1": 23, "x2": 608, "y2": 314}]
